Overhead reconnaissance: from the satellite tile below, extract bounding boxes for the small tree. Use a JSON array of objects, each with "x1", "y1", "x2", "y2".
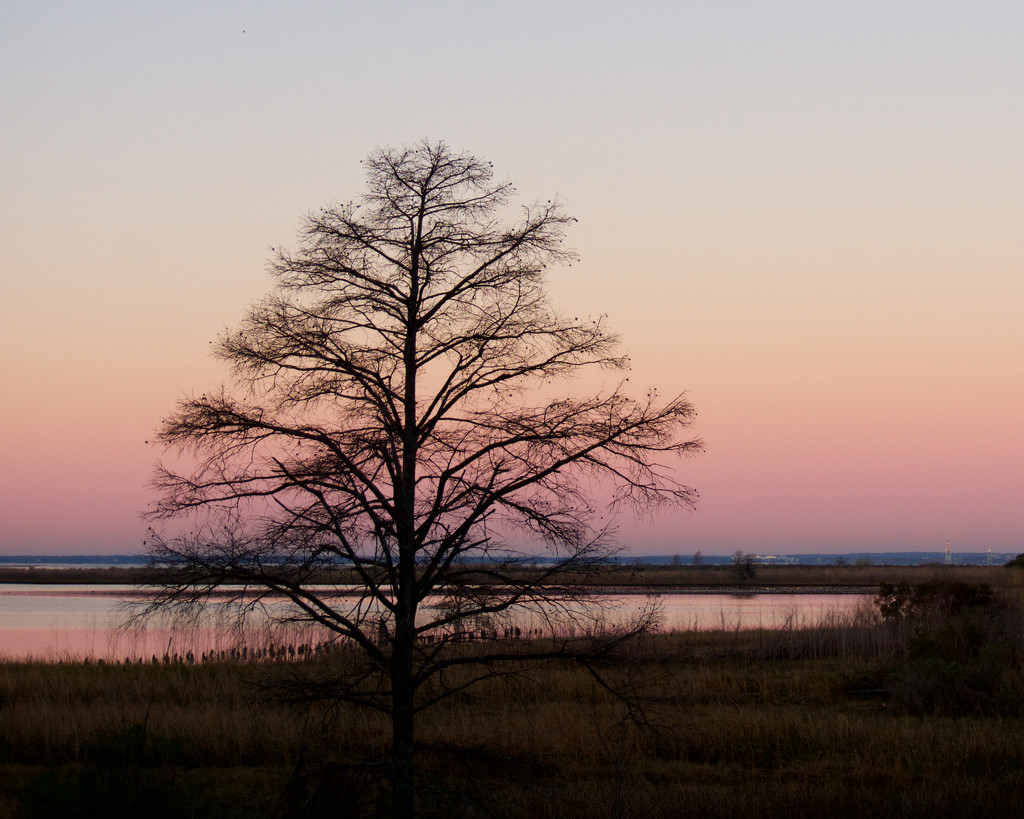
[
  {"x1": 143, "y1": 140, "x2": 701, "y2": 817},
  {"x1": 732, "y1": 550, "x2": 757, "y2": 581}
]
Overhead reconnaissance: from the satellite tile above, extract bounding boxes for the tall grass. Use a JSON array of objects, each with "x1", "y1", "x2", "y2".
[{"x1": 0, "y1": 586, "x2": 1022, "y2": 817}]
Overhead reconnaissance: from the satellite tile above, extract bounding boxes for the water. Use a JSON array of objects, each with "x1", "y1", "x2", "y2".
[{"x1": 0, "y1": 584, "x2": 871, "y2": 660}]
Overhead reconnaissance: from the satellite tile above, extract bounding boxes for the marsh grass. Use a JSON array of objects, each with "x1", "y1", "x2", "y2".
[{"x1": 0, "y1": 588, "x2": 1023, "y2": 816}]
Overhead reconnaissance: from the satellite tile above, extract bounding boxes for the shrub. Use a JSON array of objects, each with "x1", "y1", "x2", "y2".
[
  {"x1": 876, "y1": 580, "x2": 1024, "y2": 716},
  {"x1": 874, "y1": 579, "x2": 992, "y2": 622}
]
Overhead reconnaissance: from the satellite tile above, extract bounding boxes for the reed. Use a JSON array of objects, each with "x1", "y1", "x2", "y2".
[{"x1": 0, "y1": 587, "x2": 1022, "y2": 817}]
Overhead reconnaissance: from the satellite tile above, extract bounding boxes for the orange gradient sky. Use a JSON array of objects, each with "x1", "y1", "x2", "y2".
[{"x1": 2, "y1": 2, "x2": 1022, "y2": 555}]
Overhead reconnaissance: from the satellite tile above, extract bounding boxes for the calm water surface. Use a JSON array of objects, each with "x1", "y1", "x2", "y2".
[{"x1": 0, "y1": 585, "x2": 870, "y2": 659}]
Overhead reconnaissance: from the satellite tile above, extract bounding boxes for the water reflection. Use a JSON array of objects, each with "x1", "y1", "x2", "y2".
[{"x1": 0, "y1": 585, "x2": 871, "y2": 660}]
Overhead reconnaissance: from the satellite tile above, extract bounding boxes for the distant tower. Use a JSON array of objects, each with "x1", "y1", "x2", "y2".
[
  {"x1": 987, "y1": 549, "x2": 994, "y2": 566},
  {"x1": 945, "y1": 540, "x2": 952, "y2": 565}
]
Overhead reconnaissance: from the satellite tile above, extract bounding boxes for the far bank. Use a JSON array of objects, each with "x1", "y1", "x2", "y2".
[{"x1": 0, "y1": 562, "x2": 1020, "y2": 590}]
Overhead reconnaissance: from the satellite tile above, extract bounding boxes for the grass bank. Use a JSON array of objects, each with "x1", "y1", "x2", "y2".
[{"x1": 2, "y1": 562, "x2": 1022, "y2": 590}]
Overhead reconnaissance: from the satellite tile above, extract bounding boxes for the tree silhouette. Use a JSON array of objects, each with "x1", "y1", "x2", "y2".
[{"x1": 143, "y1": 140, "x2": 701, "y2": 817}]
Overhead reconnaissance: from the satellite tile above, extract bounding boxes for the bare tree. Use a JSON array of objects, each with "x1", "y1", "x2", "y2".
[
  {"x1": 732, "y1": 550, "x2": 757, "y2": 582},
  {"x1": 143, "y1": 140, "x2": 701, "y2": 817}
]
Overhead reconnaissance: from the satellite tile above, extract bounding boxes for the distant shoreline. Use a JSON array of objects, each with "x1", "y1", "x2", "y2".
[
  {"x1": 0, "y1": 549, "x2": 1015, "y2": 568},
  {"x1": 0, "y1": 562, "x2": 1017, "y2": 590}
]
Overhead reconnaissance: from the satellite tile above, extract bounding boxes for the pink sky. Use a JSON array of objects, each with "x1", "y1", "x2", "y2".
[{"x1": 2, "y1": 3, "x2": 1022, "y2": 556}]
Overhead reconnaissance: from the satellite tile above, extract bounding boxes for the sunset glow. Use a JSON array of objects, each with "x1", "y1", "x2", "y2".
[{"x1": 2, "y1": 3, "x2": 1021, "y2": 555}]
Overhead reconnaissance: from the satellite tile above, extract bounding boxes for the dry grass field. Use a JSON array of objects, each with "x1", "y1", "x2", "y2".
[{"x1": 0, "y1": 568, "x2": 1022, "y2": 817}]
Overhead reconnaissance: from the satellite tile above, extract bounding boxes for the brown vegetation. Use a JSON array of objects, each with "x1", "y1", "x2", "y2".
[
  {"x1": 2, "y1": 561, "x2": 1021, "y2": 589},
  {"x1": 0, "y1": 581, "x2": 1022, "y2": 817}
]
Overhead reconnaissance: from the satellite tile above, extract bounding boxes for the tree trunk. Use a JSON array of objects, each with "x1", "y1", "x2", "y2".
[
  {"x1": 390, "y1": 221, "x2": 420, "y2": 819},
  {"x1": 391, "y1": 649, "x2": 416, "y2": 819}
]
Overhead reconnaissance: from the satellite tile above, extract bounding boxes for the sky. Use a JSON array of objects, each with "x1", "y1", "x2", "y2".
[{"x1": 2, "y1": 1, "x2": 1022, "y2": 556}]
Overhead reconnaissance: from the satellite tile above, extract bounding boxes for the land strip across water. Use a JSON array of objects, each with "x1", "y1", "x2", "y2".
[{"x1": 0, "y1": 563, "x2": 1019, "y2": 591}]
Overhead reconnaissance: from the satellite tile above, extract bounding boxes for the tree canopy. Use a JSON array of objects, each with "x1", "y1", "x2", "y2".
[{"x1": 144, "y1": 140, "x2": 702, "y2": 816}]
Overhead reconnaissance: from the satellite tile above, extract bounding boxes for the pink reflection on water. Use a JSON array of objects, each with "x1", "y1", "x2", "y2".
[
  {"x1": 657, "y1": 592, "x2": 871, "y2": 631},
  {"x1": 1, "y1": 628, "x2": 101, "y2": 660},
  {"x1": 0, "y1": 585, "x2": 334, "y2": 661},
  {"x1": 0, "y1": 585, "x2": 874, "y2": 660}
]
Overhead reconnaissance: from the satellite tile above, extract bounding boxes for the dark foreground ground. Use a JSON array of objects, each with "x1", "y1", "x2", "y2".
[{"x1": 0, "y1": 568, "x2": 1023, "y2": 817}]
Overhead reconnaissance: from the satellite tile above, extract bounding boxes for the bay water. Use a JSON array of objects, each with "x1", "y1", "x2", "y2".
[{"x1": 0, "y1": 584, "x2": 870, "y2": 660}]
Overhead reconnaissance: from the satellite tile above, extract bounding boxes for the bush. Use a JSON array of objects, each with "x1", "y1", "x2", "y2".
[
  {"x1": 876, "y1": 580, "x2": 1024, "y2": 716},
  {"x1": 874, "y1": 579, "x2": 993, "y2": 621}
]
